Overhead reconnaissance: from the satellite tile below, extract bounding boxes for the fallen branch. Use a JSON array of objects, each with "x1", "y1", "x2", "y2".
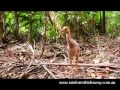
[
  {"x1": 35, "y1": 62, "x2": 120, "y2": 68},
  {"x1": 39, "y1": 60, "x2": 57, "y2": 79},
  {"x1": 43, "y1": 72, "x2": 50, "y2": 79}
]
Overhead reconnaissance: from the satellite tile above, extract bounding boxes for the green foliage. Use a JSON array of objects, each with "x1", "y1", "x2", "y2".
[
  {"x1": 5, "y1": 12, "x2": 14, "y2": 33},
  {"x1": 2, "y1": 11, "x2": 120, "y2": 42},
  {"x1": 106, "y1": 11, "x2": 120, "y2": 38},
  {"x1": 19, "y1": 12, "x2": 29, "y2": 34},
  {"x1": 46, "y1": 26, "x2": 58, "y2": 40},
  {"x1": 32, "y1": 12, "x2": 44, "y2": 31},
  {"x1": 57, "y1": 12, "x2": 65, "y2": 26}
]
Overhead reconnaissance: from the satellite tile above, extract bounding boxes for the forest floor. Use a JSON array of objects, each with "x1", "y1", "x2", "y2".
[{"x1": 0, "y1": 36, "x2": 120, "y2": 79}]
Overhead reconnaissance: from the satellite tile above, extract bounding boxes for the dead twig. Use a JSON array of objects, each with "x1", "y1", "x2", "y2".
[
  {"x1": 19, "y1": 43, "x2": 35, "y2": 79},
  {"x1": 18, "y1": 42, "x2": 57, "y2": 79},
  {"x1": 49, "y1": 44, "x2": 57, "y2": 63},
  {"x1": 18, "y1": 65, "x2": 43, "y2": 78},
  {"x1": 19, "y1": 60, "x2": 57, "y2": 79},
  {"x1": 61, "y1": 54, "x2": 67, "y2": 63},
  {"x1": 39, "y1": 60, "x2": 57, "y2": 79}
]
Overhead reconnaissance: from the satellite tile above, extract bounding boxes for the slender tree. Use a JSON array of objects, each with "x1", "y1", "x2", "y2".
[
  {"x1": 13, "y1": 11, "x2": 19, "y2": 37},
  {"x1": 28, "y1": 11, "x2": 33, "y2": 43},
  {"x1": 40, "y1": 11, "x2": 48, "y2": 57},
  {"x1": 0, "y1": 11, "x2": 4, "y2": 38},
  {"x1": 101, "y1": 11, "x2": 106, "y2": 33}
]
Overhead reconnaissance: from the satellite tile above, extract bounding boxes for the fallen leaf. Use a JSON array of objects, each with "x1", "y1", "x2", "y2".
[{"x1": 90, "y1": 73, "x2": 96, "y2": 78}]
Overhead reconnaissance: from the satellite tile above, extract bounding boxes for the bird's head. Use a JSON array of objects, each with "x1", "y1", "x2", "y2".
[{"x1": 61, "y1": 26, "x2": 70, "y2": 34}]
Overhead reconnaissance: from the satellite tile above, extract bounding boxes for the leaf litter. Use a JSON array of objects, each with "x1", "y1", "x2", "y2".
[{"x1": 0, "y1": 36, "x2": 120, "y2": 79}]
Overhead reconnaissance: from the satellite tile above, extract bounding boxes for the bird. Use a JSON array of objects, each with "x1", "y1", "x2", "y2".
[{"x1": 61, "y1": 26, "x2": 80, "y2": 68}]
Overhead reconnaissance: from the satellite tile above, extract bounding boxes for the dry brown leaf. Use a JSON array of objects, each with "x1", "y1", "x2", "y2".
[{"x1": 90, "y1": 73, "x2": 96, "y2": 78}]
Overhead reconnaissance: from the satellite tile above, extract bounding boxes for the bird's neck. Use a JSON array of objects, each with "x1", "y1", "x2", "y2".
[{"x1": 66, "y1": 31, "x2": 72, "y2": 45}]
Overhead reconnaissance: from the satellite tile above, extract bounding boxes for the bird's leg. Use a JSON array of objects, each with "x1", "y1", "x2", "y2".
[
  {"x1": 76, "y1": 56, "x2": 78, "y2": 65},
  {"x1": 68, "y1": 55, "x2": 74, "y2": 74},
  {"x1": 68, "y1": 55, "x2": 72, "y2": 68},
  {"x1": 76, "y1": 50, "x2": 80, "y2": 64}
]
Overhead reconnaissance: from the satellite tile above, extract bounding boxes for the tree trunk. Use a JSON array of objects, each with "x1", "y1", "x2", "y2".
[
  {"x1": 0, "y1": 11, "x2": 7, "y2": 43},
  {"x1": 48, "y1": 11, "x2": 64, "y2": 44},
  {"x1": 0, "y1": 11, "x2": 4, "y2": 38},
  {"x1": 28, "y1": 11, "x2": 33, "y2": 43},
  {"x1": 101, "y1": 11, "x2": 106, "y2": 34},
  {"x1": 13, "y1": 11, "x2": 19, "y2": 37},
  {"x1": 99, "y1": 11, "x2": 102, "y2": 33},
  {"x1": 48, "y1": 11, "x2": 63, "y2": 38},
  {"x1": 99, "y1": 11, "x2": 106, "y2": 34},
  {"x1": 40, "y1": 11, "x2": 48, "y2": 58}
]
